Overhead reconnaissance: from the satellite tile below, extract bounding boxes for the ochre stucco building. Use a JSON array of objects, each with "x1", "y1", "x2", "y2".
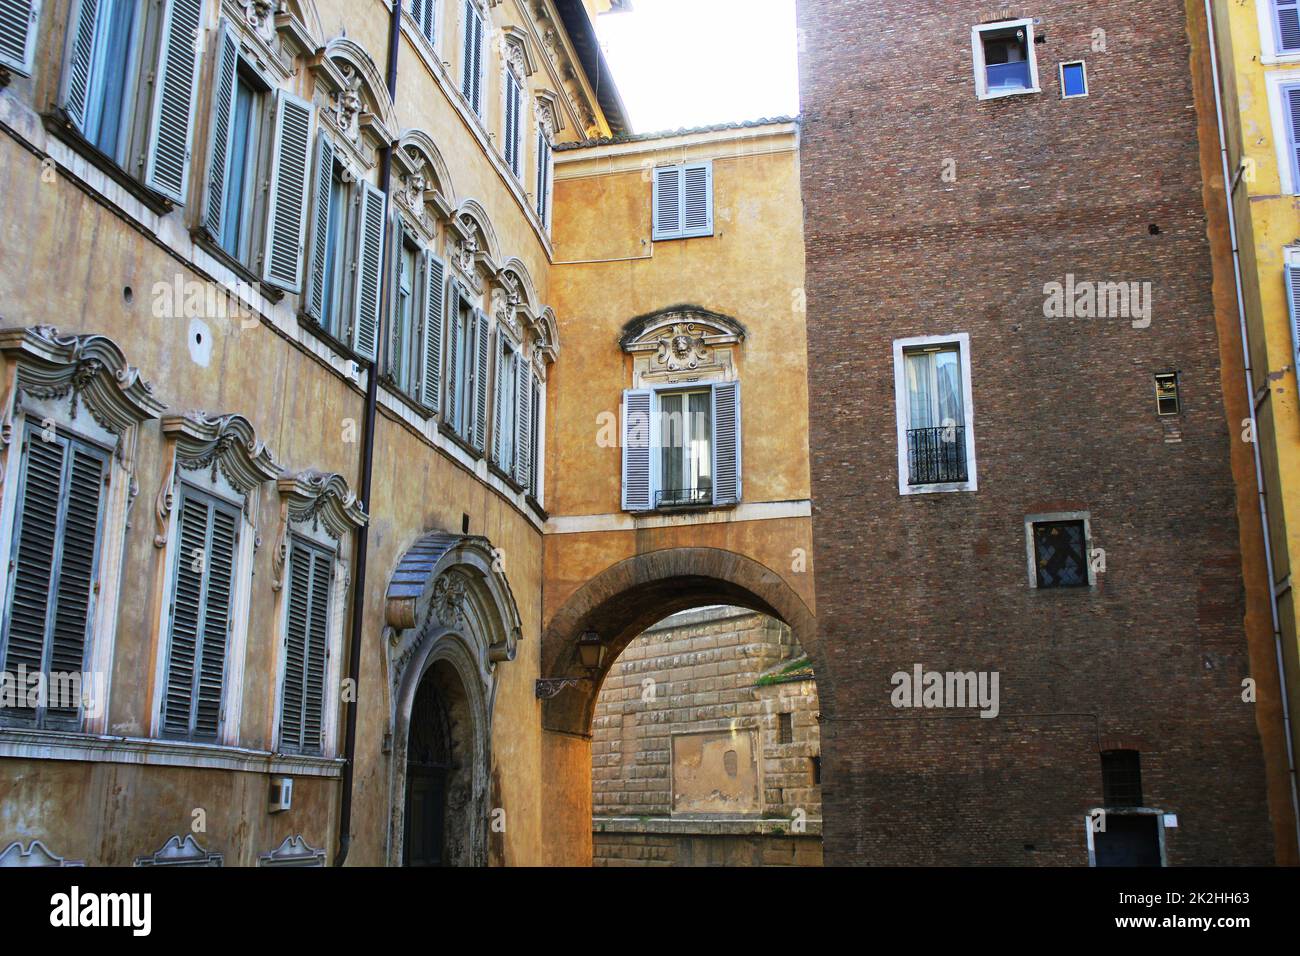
[{"x1": 0, "y1": 0, "x2": 812, "y2": 867}]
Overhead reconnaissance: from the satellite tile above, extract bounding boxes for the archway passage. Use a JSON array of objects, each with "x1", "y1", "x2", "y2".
[
  {"x1": 404, "y1": 661, "x2": 478, "y2": 867},
  {"x1": 540, "y1": 548, "x2": 821, "y2": 738}
]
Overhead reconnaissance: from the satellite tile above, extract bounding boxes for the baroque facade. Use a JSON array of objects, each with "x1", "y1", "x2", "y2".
[{"x1": 0, "y1": 0, "x2": 813, "y2": 866}]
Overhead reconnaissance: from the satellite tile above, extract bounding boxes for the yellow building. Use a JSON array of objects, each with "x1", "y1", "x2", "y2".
[
  {"x1": 0, "y1": 0, "x2": 810, "y2": 867},
  {"x1": 1204, "y1": 0, "x2": 1300, "y2": 854}
]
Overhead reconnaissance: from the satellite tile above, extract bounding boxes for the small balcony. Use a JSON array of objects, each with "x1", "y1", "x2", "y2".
[
  {"x1": 907, "y1": 426, "x2": 968, "y2": 485},
  {"x1": 656, "y1": 487, "x2": 712, "y2": 509},
  {"x1": 985, "y1": 61, "x2": 1032, "y2": 92}
]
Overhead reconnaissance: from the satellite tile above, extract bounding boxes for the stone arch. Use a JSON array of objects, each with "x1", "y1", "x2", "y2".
[
  {"x1": 321, "y1": 37, "x2": 400, "y2": 140},
  {"x1": 384, "y1": 533, "x2": 521, "y2": 866},
  {"x1": 454, "y1": 199, "x2": 503, "y2": 267},
  {"x1": 396, "y1": 129, "x2": 457, "y2": 211},
  {"x1": 500, "y1": 257, "x2": 539, "y2": 316},
  {"x1": 539, "y1": 548, "x2": 820, "y2": 736}
]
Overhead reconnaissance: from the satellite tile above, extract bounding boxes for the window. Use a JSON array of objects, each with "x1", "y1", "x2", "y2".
[
  {"x1": 1101, "y1": 750, "x2": 1144, "y2": 807},
  {"x1": 971, "y1": 19, "x2": 1039, "y2": 100},
  {"x1": 621, "y1": 382, "x2": 741, "y2": 511},
  {"x1": 303, "y1": 134, "x2": 387, "y2": 361},
  {"x1": 527, "y1": 370, "x2": 541, "y2": 499},
  {"x1": 278, "y1": 536, "x2": 332, "y2": 756},
  {"x1": 161, "y1": 485, "x2": 240, "y2": 743},
  {"x1": 535, "y1": 128, "x2": 553, "y2": 230},
  {"x1": 652, "y1": 162, "x2": 713, "y2": 240},
  {"x1": 461, "y1": 0, "x2": 485, "y2": 117},
  {"x1": 1269, "y1": 0, "x2": 1300, "y2": 57},
  {"x1": 0, "y1": 424, "x2": 109, "y2": 730},
  {"x1": 504, "y1": 66, "x2": 523, "y2": 178},
  {"x1": 389, "y1": 234, "x2": 422, "y2": 397},
  {"x1": 59, "y1": 0, "x2": 204, "y2": 202},
  {"x1": 445, "y1": 286, "x2": 488, "y2": 451},
  {"x1": 1060, "y1": 61, "x2": 1088, "y2": 99},
  {"x1": 410, "y1": 0, "x2": 437, "y2": 45},
  {"x1": 0, "y1": 0, "x2": 43, "y2": 75},
  {"x1": 892, "y1": 334, "x2": 977, "y2": 494},
  {"x1": 1155, "y1": 372, "x2": 1180, "y2": 416},
  {"x1": 492, "y1": 337, "x2": 518, "y2": 472},
  {"x1": 1026, "y1": 515, "x2": 1092, "y2": 589},
  {"x1": 778, "y1": 712, "x2": 793, "y2": 745}
]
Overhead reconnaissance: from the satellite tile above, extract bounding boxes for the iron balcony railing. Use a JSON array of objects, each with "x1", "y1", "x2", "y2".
[
  {"x1": 907, "y1": 426, "x2": 968, "y2": 485},
  {"x1": 656, "y1": 487, "x2": 712, "y2": 508}
]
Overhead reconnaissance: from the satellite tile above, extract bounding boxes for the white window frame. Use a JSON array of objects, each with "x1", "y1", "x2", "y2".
[
  {"x1": 1058, "y1": 60, "x2": 1088, "y2": 99},
  {"x1": 1024, "y1": 511, "x2": 1095, "y2": 590},
  {"x1": 1258, "y1": 0, "x2": 1300, "y2": 64},
  {"x1": 1084, "y1": 808, "x2": 1169, "y2": 867},
  {"x1": 971, "y1": 18, "x2": 1041, "y2": 101},
  {"x1": 892, "y1": 333, "x2": 977, "y2": 495},
  {"x1": 1266, "y1": 71, "x2": 1300, "y2": 194}
]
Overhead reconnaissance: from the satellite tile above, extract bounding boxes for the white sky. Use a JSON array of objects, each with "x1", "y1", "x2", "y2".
[{"x1": 594, "y1": 0, "x2": 800, "y2": 134}]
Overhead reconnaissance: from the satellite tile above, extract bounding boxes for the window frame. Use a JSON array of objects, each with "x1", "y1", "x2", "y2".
[
  {"x1": 1059, "y1": 60, "x2": 1088, "y2": 100},
  {"x1": 1267, "y1": 73, "x2": 1300, "y2": 194},
  {"x1": 653, "y1": 385, "x2": 715, "y2": 508},
  {"x1": 461, "y1": 0, "x2": 486, "y2": 118},
  {"x1": 971, "y1": 18, "x2": 1041, "y2": 101},
  {"x1": 1023, "y1": 511, "x2": 1096, "y2": 590},
  {"x1": 76, "y1": 0, "x2": 148, "y2": 168},
  {"x1": 215, "y1": 61, "x2": 275, "y2": 266},
  {"x1": 388, "y1": 229, "x2": 424, "y2": 399},
  {"x1": 1259, "y1": 0, "x2": 1300, "y2": 64},
  {"x1": 503, "y1": 62, "x2": 524, "y2": 179},
  {"x1": 273, "y1": 532, "x2": 338, "y2": 757},
  {"x1": 892, "y1": 333, "x2": 978, "y2": 495}
]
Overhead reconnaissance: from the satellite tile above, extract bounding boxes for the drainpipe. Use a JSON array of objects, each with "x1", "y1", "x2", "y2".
[
  {"x1": 336, "y1": 0, "x2": 403, "y2": 867},
  {"x1": 1201, "y1": 0, "x2": 1300, "y2": 850}
]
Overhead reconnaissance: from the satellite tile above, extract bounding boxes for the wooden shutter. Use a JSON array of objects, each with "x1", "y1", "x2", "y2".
[
  {"x1": 621, "y1": 389, "x2": 652, "y2": 511},
  {"x1": 262, "y1": 90, "x2": 314, "y2": 293},
  {"x1": 712, "y1": 381, "x2": 741, "y2": 506},
  {"x1": 492, "y1": 336, "x2": 508, "y2": 466},
  {"x1": 505, "y1": 71, "x2": 521, "y2": 175},
  {"x1": 388, "y1": 213, "x2": 406, "y2": 377},
  {"x1": 201, "y1": 20, "x2": 240, "y2": 241},
  {"x1": 59, "y1": 0, "x2": 101, "y2": 134},
  {"x1": 472, "y1": 308, "x2": 489, "y2": 451},
  {"x1": 163, "y1": 490, "x2": 238, "y2": 742},
  {"x1": 1287, "y1": 87, "x2": 1300, "y2": 192},
  {"x1": 421, "y1": 251, "x2": 446, "y2": 411},
  {"x1": 1286, "y1": 264, "x2": 1300, "y2": 364},
  {"x1": 528, "y1": 371, "x2": 541, "y2": 496},
  {"x1": 412, "y1": 0, "x2": 435, "y2": 42},
  {"x1": 280, "y1": 537, "x2": 331, "y2": 755},
  {"x1": 1, "y1": 428, "x2": 107, "y2": 728},
  {"x1": 352, "y1": 180, "x2": 387, "y2": 361},
  {"x1": 0, "y1": 0, "x2": 42, "y2": 75},
  {"x1": 1278, "y1": 0, "x2": 1300, "y2": 52},
  {"x1": 303, "y1": 132, "x2": 335, "y2": 322},
  {"x1": 462, "y1": 1, "x2": 483, "y2": 115},
  {"x1": 514, "y1": 350, "x2": 532, "y2": 487},
  {"x1": 144, "y1": 0, "x2": 204, "y2": 203},
  {"x1": 653, "y1": 166, "x2": 681, "y2": 240},
  {"x1": 682, "y1": 162, "x2": 714, "y2": 237},
  {"x1": 445, "y1": 287, "x2": 462, "y2": 430}
]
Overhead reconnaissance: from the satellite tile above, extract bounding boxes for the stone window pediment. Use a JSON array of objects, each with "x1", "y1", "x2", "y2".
[{"x1": 620, "y1": 306, "x2": 746, "y2": 387}]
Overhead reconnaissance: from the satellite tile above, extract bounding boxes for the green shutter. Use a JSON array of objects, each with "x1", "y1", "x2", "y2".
[
  {"x1": 303, "y1": 132, "x2": 335, "y2": 323},
  {"x1": 200, "y1": 20, "x2": 240, "y2": 241},
  {"x1": 262, "y1": 90, "x2": 315, "y2": 293},
  {"x1": 421, "y1": 252, "x2": 446, "y2": 412},
  {"x1": 143, "y1": 0, "x2": 204, "y2": 203},
  {"x1": 59, "y1": 0, "x2": 100, "y2": 134},
  {"x1": 352, "y1": 180, "x2": 386, "y2": 361},
  {"x1": 279, "y1": 536, "x2": 331, "y2": 755}
]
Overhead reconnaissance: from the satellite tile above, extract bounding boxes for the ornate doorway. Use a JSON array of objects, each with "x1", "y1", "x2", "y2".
[{"x1": 404, "y1": 671, "x2": 451, "y2": 866}]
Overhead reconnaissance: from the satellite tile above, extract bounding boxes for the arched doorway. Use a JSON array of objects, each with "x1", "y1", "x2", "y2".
[{"x1": 384, "y1": 533, "x2": 522, "y2": 867}]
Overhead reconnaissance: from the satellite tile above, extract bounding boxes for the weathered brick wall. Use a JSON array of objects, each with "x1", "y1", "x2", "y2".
[
  {"x1": 797, "y1": 0, "x2": 1276, "y2": 865},
  {"x1": 592, "y1": 608, "x2": 816, "y2": 827},
  {"x1": 593, "y1": 823, "x2": 823, "y2": 867}
]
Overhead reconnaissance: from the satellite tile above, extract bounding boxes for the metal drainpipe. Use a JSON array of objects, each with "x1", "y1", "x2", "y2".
[
  {"x1": 1202, "y1": 0, "x2": 1300, "y2": 849},
  {"x1": 335, "y1": 0, "x2": 403, "y2": 868}
]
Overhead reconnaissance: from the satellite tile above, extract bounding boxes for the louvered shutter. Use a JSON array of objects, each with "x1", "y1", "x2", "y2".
[
  {"x1": 0, "y1": 0, "x2": 42, "y2": 75},
  {"x1": 143, "y1": 0, "x2": 204, "y2": 203},
  {"x1": 1, "y1": 428, "x2": 107, "y2": 728},
  {"x1": 303, "y1": 132, "x2": 335, "y2": 322},
  {"x1": 621, "y1": 389, "x2": 652, "y2": 511},
  {"x1": 59, "y1": 0, "x2": 100, "y2": 134},
  {"x1": 492, "y1": 337, "x2": 508, "y2": 466},
  {"x1": 712, "y1": 381, "x2": 741, "y2": 506},
  {"x1": 163, "y1": 491, "x2": 238, "y2": 742},
  {"x1": 653, "y1": 166, "x2": 681, "y2": 240},
  {"x1": 353, "y1": 180, "x2": 387, "y2": 361},
  {"x1": 535, "y1": 133, "x2": 552, "y2": 227},
  {"x1": 472, "y1": 308, "x2": 489, "y2": 452},
  {"x1": 445, "y1": 287, "x2": 462, "y2": 430},
  {"x1": 1286, "y1": 264, "x2": 1300, "y2": 365},
  {"x1": 682, "y1": 162, "x2": 714, "y2": 237},
  {"x1": 529, "y1": 372, "x2": 541, "y2": 497},
  {"x1": 280, "y1": 537, "x2": 332, "y2": 755},
  {"x1": 1277, "y1": 0, "x2": 1300, "y2": 53},
  {"x1": 412, "y1": 0, "x2": 435, "y2": 43},
  {"x1": 201, "y1": 20, "x2": 240, "y2": 241},
  {"x1": 505, "y1": 71, "x2": 521, "y2": 175},
  {"x1": 421, "y1": 251, "x2": 446, "y2": 411},
  {"x1": 262, "y1": 90, "x2": 314, "y2": 293},
  {"x1": 388, "y1": 213, "x2": 406, "y2": 377},
  {"x1": 1287, "y1": 87, "x2": 1300, "y2": 192},
  {"x1": 514, "y1": 350, "x2": 532, "y2": 487},
  {"x1": 462, "y1": 1, "x2": 483, "y2": 115}
]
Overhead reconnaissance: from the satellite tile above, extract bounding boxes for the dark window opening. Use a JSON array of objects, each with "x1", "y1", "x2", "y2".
[
  {"x1": 810, "y1": 756, "x2": 821, "y2": 785},
  {"x1": 778, "y1": 711, "x2": 793, "y2": 744},
  {"x1": 1155, "y1": 372, "x2": 1180, "y2": 416},
  {"x1": 1032, "y1": 519, "x2": 1089, "y2": 589},
  {"x1": 980, "y1": 25, "x2": 1031, "y2": 93},
  {"x1": 1101, "y1": 750, "x2": 1144, "y2": 807}
]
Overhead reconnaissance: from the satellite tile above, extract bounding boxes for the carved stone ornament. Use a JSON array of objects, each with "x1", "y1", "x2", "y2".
[
  {"x1": 239, "y1": 0, "x2": 278, "y2": 41},
  {"x1": 0, "y1": 840, "x2": 84, "y2": 868},
  {"x1": 134, "y1": 834, "x2": 223, "y2": 868},
  {"x1": 433, "y1": 574, "x2": 467, "y2": 628},
  {"x1": 154, "y1": 412, "x2": 281, "y2": 548},
  {"x1": 492, "y1": 283, "x2": 522, "y2": 341},
  {"x1": 335, "y1": 65, "x2": 366, "y2": 143},
  {"x1": 271, "y1": 470, "x2": 368, "y2": 591},
  {"x1": 0, "y1": 325, "x2": 166, "y2": 481},
  {"x1": 655, "y1": 323, "x2": 710, "y2": 372}
]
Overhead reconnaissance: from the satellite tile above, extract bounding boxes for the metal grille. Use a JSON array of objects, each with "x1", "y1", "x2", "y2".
[
  {"x1": 1101, "y1": 750, "x2": 1144, "y2": 807},
  {"x1": 906, "y1": 426, "x2": 968, "y2": 485},
  {"x1": 1033, "y1": 520, "x2": 1088, "y2": 589}
]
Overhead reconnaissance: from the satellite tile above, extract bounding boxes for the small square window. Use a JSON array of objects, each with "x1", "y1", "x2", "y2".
[
  {"x1": 1030, "y1": 518, "x2": 1090, "y2": 589},
  {"x1": 778, "y1": 712, "x2": 793, "y2": 744},
  {"x1": 1155, "y1": 372, "x2": 1180, "y2": 416},
  {"x1": 1101, "y1": 750, "x2": 1144, "y2": 807},
  {"x1": 1060, "y1": 61, "x2": 1088, "y2": 98}
]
